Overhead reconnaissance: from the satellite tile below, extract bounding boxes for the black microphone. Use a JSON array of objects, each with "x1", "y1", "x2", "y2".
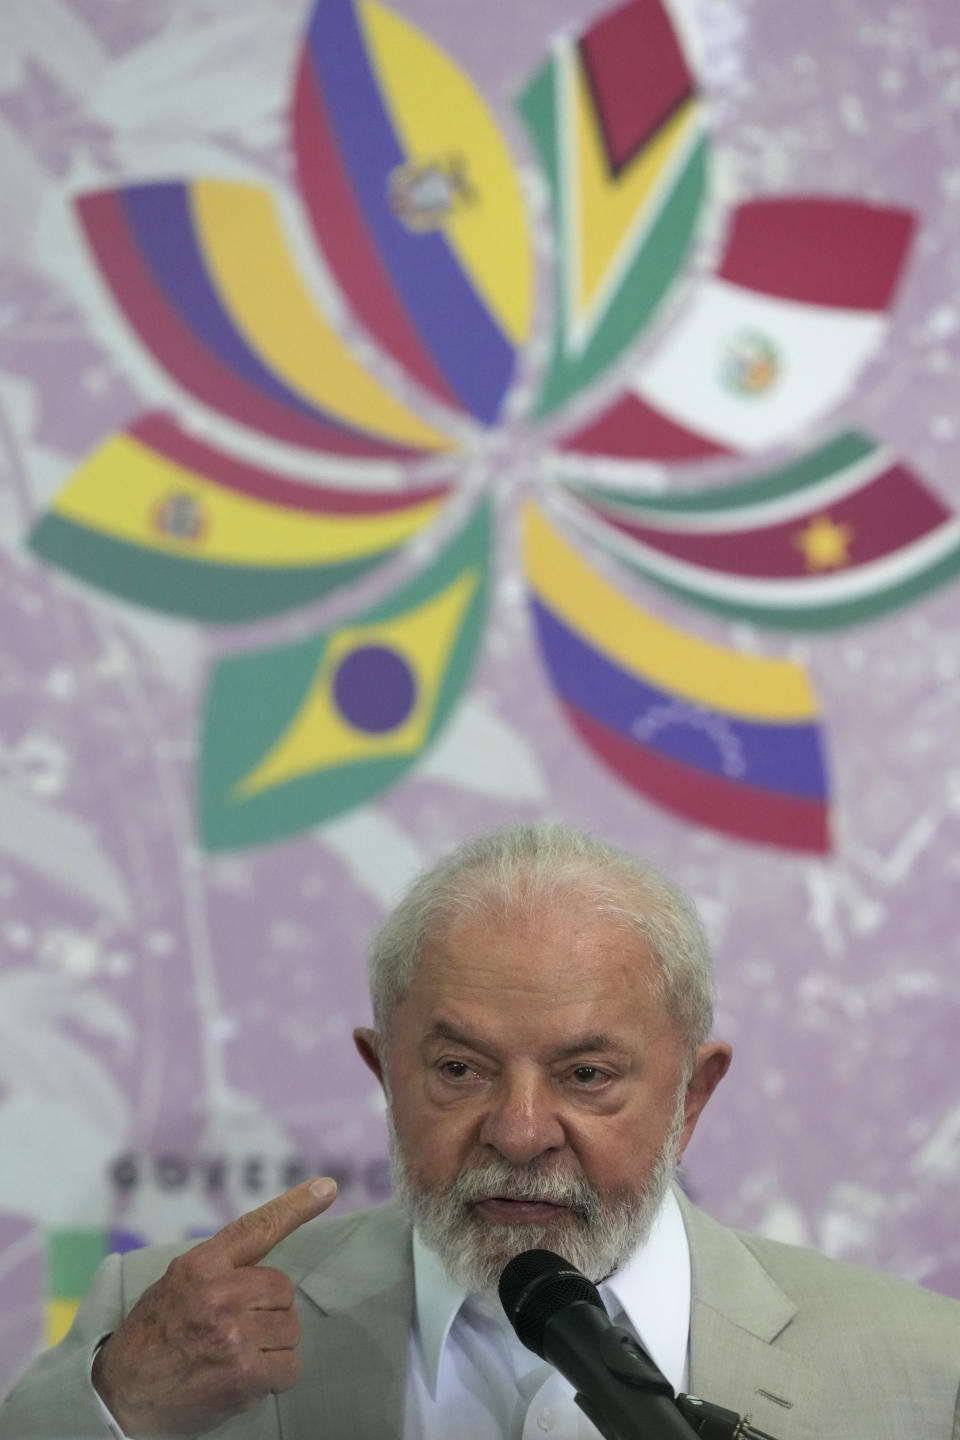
[{"x1": 499, "y1": 1249, "x2": 779, "y2": 1440}]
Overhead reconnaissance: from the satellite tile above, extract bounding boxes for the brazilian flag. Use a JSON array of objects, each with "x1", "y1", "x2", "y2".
[{"x1": 198, "y1": 500, "x2": 491, "y2": 850}]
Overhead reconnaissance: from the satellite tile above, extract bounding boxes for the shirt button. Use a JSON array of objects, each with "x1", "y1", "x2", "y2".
[{"x1": 537, "y1": 1409, "x2": 556, "y2": 1431}]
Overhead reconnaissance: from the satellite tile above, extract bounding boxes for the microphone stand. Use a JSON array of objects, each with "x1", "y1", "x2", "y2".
[
  {"x1": 544, "y1": 1304, "x2": 778, "y2": 1440},
  {"x1": 674, "y1": 1393, "x2": 778, "y2": 1440}
]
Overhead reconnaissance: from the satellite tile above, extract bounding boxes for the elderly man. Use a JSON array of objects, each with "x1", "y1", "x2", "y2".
[{"x1": 3, "y1": 823, "x2": 959, "y2": 1439}]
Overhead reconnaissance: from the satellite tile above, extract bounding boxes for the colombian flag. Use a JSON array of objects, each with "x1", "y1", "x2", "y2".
[
  {"x1": 77, "y1": 180, "x2": 457, "y2": 458},
  {"x1": 524, "y1": 504, "x2": 830, "y2": 853}
]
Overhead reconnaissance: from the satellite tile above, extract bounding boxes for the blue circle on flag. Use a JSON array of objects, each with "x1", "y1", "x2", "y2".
[{"x1": 332, "y1": 645, "x2": 417, "y2": 733}]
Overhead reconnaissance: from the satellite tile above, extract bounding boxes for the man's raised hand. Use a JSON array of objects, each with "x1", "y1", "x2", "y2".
[{"x1": 92, "y1": 1177, "x2": 338, "y2": 1438}]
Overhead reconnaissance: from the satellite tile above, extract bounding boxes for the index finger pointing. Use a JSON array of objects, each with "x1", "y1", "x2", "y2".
[{"x1": 196, "y1": 1177, "x2": 338, "y2": 1272}]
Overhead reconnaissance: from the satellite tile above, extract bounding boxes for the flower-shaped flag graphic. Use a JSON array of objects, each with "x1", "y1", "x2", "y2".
[{"x1": 28, "y1": 0, "x2": 960, "y2": 856}]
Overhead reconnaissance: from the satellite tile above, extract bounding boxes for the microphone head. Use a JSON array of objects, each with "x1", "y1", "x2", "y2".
[{"x1": 498, "y1": 1249, "x2": 606, "y2": 1358}]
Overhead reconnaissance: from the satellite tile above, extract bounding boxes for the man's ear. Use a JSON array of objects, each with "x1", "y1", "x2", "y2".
[
  {"x1": 353, "y1": 1027, "x2": 385, "y2": 1086},
  {"x1": 678, "y1": 1041, "x2": 732, "y2": 1157}
]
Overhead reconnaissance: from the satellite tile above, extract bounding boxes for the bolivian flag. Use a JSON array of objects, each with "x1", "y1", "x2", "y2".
[
  {"x1": 563, "y1": 429, "x2": 960, "y2": 630},
  {"x1": 524, "y1": 504, "x2": 830, "y2": 854},
  {"x1": 30, "y1": 414, "x2": 453, "y2": 623},
  {"x1": 198, "y1": 500, "x2": 491, "y2": 849}
]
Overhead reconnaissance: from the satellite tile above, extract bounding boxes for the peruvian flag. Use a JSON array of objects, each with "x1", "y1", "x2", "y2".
[{"x1": 562, "y1": 198, "x2": 916, "y2": 461}]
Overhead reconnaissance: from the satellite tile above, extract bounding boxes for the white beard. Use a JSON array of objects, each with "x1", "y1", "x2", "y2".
[{"x1": 387, "y1": 1094, "x2": 686, "y2": 1299}]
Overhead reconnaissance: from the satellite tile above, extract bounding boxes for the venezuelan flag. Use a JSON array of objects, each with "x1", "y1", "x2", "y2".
[
  {"x1": 198, "y1": 500, "x2": 491, "y2": 850},
  {"x1": 30, "y1": 414, "x2": 453, "y2": 623},
  {"x1": 524, "y1": 505, "x2": 830, "y2": 853},
  {"x1": 46, "y1": 1227, "x2": 143, "y2": 1348},
  {"x1": 518, "y1": 0, "x2": 708, "y2": 417}
]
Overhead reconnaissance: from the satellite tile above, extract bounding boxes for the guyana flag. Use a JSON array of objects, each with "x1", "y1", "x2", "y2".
[
  {"x1": 562, "y1": 429, "x2": 960, "y2": 630},
  {"x1": 198, "y1": 500, "x2": 491, "y2": 849},
  {"x1": 517, "y1": 0, "x2": 708, "y2": 417}
]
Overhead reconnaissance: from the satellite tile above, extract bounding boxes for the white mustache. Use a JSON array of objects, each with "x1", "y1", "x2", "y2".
[{"x1": 447, "y1": 1160, "x2": 597, "y2": 1216}]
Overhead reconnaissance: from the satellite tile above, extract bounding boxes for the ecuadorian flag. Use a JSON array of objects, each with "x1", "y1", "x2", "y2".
[
  {"x1": 524, "y1": 504, "x2": 830, "y2": 854},
  {"x1": 293, "y1": 0, "x2": 533, "y2": 423}
]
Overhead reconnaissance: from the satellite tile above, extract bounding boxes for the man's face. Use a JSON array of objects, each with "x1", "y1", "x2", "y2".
[{"x1": 356, "y1": 897, "x2": 730, "y2": 1294}]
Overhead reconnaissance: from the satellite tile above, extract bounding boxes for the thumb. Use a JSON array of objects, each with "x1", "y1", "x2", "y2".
[{"x1": 198, "y1": 1177, "x2": 338, "y2": 1272}]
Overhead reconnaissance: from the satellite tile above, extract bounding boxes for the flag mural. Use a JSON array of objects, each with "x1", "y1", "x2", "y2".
[{"x1": 24, "y1": 0, "x2": 957, "y2": 856}]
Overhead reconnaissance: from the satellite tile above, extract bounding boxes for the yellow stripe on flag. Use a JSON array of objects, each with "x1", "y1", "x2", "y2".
[
  {"x1": 523, "y1": 504, "x2": 817, "y2": 721},
  {"x1": 359, "y1": 0, "x2": 533, "y2": 347},
  {"x1": 235, "y1": 568, "x2": 480, "y2": 796},
  {"x1": 190, "y1": 181, "x2": 455, "y2": 453},
  {"x1": 46, "y1": 1299, "x2": 79, "y2": 1349},
  {"x1": 52, "y1": 434, "x2": 445, "y2": 565}
]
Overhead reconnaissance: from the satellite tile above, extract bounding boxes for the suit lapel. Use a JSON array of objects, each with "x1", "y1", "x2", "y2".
[
  {"x1": 279, "y1": 1206, "x2": 413, "y2": 1440},
  {"x1": 679, "y1": 1192, "x2": 823, "y2": 1440}
]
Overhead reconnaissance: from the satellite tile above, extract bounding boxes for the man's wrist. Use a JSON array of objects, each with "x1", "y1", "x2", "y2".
[{"x1": 90, "y1": 1336, "x2": 130, "y2": 1440}]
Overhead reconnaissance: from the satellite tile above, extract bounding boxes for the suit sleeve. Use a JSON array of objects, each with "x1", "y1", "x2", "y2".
[{"x1": 0, "y1": 1252, "x2": 126, "y2": 1440}]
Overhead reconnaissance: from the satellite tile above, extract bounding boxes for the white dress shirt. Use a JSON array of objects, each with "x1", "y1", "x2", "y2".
[
  {"x1": 93, "y1": 1190, "x2": 691, "y2": 1440},
  {"x1": 404, "y1": 1188, "x2": 691, "y2": 1440}
]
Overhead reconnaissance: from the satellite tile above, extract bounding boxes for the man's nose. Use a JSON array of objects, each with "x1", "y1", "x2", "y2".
[{"x1": 478, "y1": 1072, "x2": 566, "y2": 1164}]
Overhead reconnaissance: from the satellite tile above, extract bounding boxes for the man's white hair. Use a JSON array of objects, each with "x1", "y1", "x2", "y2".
[{"x1": 367, "y1": 820, "x2": 715, "y2": 1061}]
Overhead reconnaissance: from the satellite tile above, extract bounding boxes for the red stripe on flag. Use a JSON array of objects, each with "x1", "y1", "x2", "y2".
[
  {"x1": 718, "y1": 198, "x2": 915, "y2": 311},
  {"x1": 579, "y1": 0, "x2": 694, "y2": 172},
  {"x1": 292, "y1": 56, "x2": 461, "y2": 413},
  {"x1": 562, "y1": 393, "x2": 730, "y2": 461},
  {"x1": 130, "y1": 414, "x2": 452, "y2": 516},
  {"x1": 590, "y1": 462, "x2": 952, "y2": 578},
  {"x1": 566, "y1": 703, "x2": 831, "y2": 854},
  {"x1": 78, "y1": 193, "x2": 418, "y2": 459}
]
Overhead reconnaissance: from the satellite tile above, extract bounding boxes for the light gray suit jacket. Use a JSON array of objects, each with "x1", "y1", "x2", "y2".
[{"x1": 3, "y1": 1192, "x2": 959, "y2": 1439}]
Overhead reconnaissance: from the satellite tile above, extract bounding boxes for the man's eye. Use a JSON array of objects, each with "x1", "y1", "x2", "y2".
[
  {"x1": 440, "y1": 1060, "x2": 473, "y2": 1079},
  {"x1": 570, "y1": 1066, "x2": 606, "y2": 1087}
]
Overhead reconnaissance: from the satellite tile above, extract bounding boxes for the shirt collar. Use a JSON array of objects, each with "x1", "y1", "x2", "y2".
[{"x1": 412, "y1": 1185, "x2": 691, "y2": 1399}]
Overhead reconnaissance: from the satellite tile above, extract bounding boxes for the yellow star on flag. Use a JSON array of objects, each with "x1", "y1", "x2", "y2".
[{"x1": 794, "y1": 514, "x2": 853, "y2": 570}]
